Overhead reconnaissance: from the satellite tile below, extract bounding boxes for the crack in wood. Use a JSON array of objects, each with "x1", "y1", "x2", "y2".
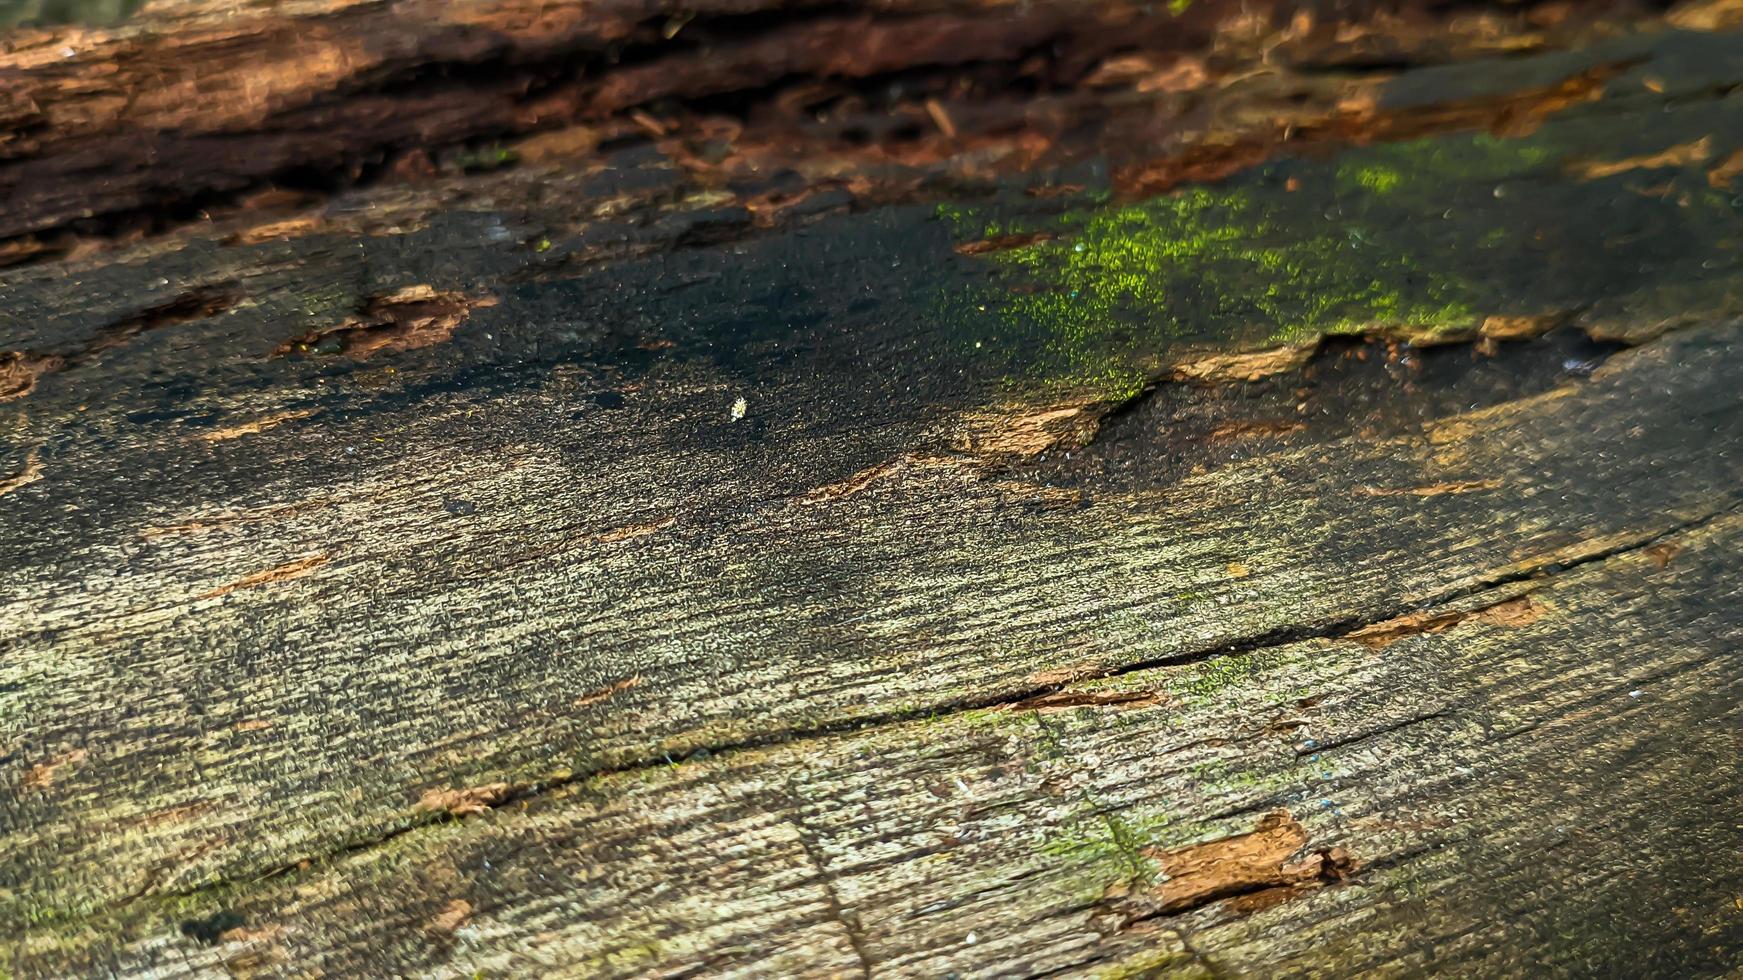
[
  {"x1": 72, "y1": 497, "x2": 1743, "y2": 933},
  {"x1": 1, "y1": 285, "x2": 238, "y2": 405},
  {"x1": 1293, "y1": 709, "x2": 1455, "y2": 758},
  {"x1": 787, "y1": 779, "x2": 878, "y2": 978},
  {"x1": 1345, "y1": 595, "x2": 1542, "y2": 650}
]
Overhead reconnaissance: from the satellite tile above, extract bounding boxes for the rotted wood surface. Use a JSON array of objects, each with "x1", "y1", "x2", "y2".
[{"x1": 3, "y1": 0, "x2": 1743, "y2": 976}]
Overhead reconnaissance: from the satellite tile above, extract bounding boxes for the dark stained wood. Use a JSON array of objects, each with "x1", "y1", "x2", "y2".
[{"x1": 0, "y1": 0, "x2": 1675, "y2": 244}]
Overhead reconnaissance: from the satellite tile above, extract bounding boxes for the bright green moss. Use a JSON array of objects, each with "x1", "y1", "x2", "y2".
[
  {"x1": 1339, "y1": 163, "x2": 1404, "y2": 195},
  {"x1": 931, "y1": 123, "x2": 1731, "y2": 394},
  {"x1": 940, "y1": 179, "x2": 1479, "y2": 394}
]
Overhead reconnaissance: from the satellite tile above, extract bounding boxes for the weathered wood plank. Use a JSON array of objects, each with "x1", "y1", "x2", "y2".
[
  {"x1": 6, "y1": 25, "x2": 1743, "y2": 937},
  {"x1": 7, "y1": 0, "x2": 1595, "y2": 245},
  {"x1": 5, "y1": 8, "x2": 1743, "y2": 975},
  {"x1": 10, "y1": 499, "x2": 1741, "y2": 977}
]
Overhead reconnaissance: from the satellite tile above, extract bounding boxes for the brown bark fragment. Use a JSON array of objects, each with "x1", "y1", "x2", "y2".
[
  {"x1": 197, "y1": 553, "x2": 330, "y2": 600},
  {"x1": 88, "y1": 288, "x2": 239, "y2": 359},
  {"x1": 952, "y1": 231, "x2": 1056, "y2": 256},
  {"x1": 0, "y1": 351, "x2": 63, "y2": 401},
  {"x1": 795, "y1": 458, "x2": 913, "y2": 504},
  {"x1": 1172, "y1": 344, "x2": 1317, "y2": 384},
  {"x1": 794, "y1": 454, "x2": 969, "y2": 505},
  {"x1": 0, "y1": 449, "x2": 44, "y2": 497},
  {"x1": 1347, "y1": 596, "x2": 1541, "y2": 649},
  {"x1": 924, "y1": 98, "x2": 957, "y2": 139},
  {"x1": 1667, "y1": 0, "x2": 1743, "y2": 30},
  {"x1": 1571, "y1": 137, "x2": 1712, "y2": 180},
  {"x1": 1117, "y1": 63, "x2": 1617, "y2": 197},
  {"x1": 510, "y1": 125, "x2": 601, "y2": 165},
  {"x1": 1479, "y1": 314, "x2": 1564, "y2": 341},
  {"x1": 1107, "y1": 811, "x2": 1356, "y2": 921},
  {"x1": 417, "y1": 783, "x2": 514, "y2": 817},
  {"x1": 197, "y1": 409, "x2": 317, "y2": 443},
  {"x1": 1472, "y1": 596, "x2": 1545, "y2": 629},
  {"x1": 1708, "y1": 148, "x2": 1743, "y2": 188},
  {"x1": 2, "y1": 289, "x2": 236, "y2": 402},
  {"x1": 1646, "y1": 543, "x2": 1683, "y2": 568},
  {"x1": 429, "y1": 899, "x2": 473, "y2": 933},
  {"x1": 1086, "y1": 52, "x2": 1211, "y2": 93},
  {"x1": 23, "y1": 749, "x2": 89, "y2": 790},
  {"x1": 958, "y1": 401, "x2": 1105, "y2": 457},
  {"x1": 275, "y1": 287, "x2": 494, "y2": 359},
  {"x1": 574, "y1": 676, "x2": 644, "y2": 708},
  {"x1": 227, "y1": 215, "x2": 327, "y2": 246}
]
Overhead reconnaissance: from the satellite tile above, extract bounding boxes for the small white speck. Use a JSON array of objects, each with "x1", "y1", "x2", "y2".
[
  {"x1": 1629, "y1": 689, "x2": 1644, "y2": 698},
  {"x1": 966, "y1": 932, "x2": 977, "y2": 945},
  {"x1": 729, "y1": 396, "x2": 748, "y2": 422}
]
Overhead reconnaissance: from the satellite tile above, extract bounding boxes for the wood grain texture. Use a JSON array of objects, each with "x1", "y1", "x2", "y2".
[
  {"x1": 10, "y1": 498, "x2": 1742, "y2": 977},
  {"x1": 4, "y1": 6, "x2": 1743, "y2": 977}
]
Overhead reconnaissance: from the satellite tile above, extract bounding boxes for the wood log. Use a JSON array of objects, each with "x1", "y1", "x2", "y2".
[{"x1": 3, "y1": 1, "x2": 1742, "y2": 975}]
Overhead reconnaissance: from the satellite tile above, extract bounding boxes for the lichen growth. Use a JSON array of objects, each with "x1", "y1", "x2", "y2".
[
  {"x1": 1096, "y1": 946, "x2": 1214, "y2": 979},
  {"x1": 1169, "y1": 654, "x2": 1264, "y2": 704}
]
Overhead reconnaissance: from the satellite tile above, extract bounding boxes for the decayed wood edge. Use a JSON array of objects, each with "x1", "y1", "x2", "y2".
[
  {"x1": 3, "y1": 312, "x2": 1742, "y2": 940},
  {"x1": 0, "y1": 0, "x2": 1242, "y2": 240},
  {"x1": 0, "y1": 0, "x2": 1696, "y2": 247},
  {"x1": 8, "y1": 503, "x2": 1740, "y2": 977}
]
